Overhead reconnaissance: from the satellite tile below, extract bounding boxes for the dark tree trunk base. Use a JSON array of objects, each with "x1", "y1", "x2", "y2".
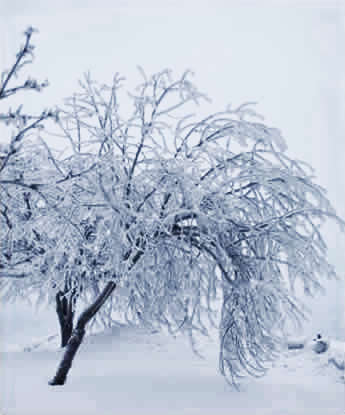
[
  {"x1": 49, "y1": 328, "x2": 85, "y2": 385},
  {"x1": 49, "y1": 281, "x2": 116, "y2": 386}
]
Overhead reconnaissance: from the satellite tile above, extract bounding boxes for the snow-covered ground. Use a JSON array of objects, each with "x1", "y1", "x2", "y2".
[{"x1": 0, "y1": 322, "x2": 344, "y2": 415}]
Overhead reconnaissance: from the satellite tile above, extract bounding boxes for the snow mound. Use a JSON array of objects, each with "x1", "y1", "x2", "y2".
[
  {"x1": 1, "y1": 327, "x2": 344, "y2": 415},
  {"x1": 308, "y1": 338, "x2": 345, "y2": 372},
  {"x1": 22, "y1": 334, "x2": 59, "y2": 352}
]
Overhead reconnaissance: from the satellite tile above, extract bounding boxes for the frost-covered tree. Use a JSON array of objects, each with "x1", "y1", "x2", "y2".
[
  {"x1": 0, "y1": 30, "x2": 343, "y2": 387},
  {"x1": 43, "y1": 68, "x2": 343, "y2": 386}
]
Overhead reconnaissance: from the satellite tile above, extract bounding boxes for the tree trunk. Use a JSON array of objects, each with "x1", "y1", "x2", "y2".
[
  {"x1": 49, "y1": 281, "x2": 116, "y2": 386},
  {"x1": 56, "y1": 291, "x2": 75, "y2": 348}
]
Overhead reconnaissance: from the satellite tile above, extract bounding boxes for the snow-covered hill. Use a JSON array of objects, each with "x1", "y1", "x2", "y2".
[{"x1": 0, "y1": 325, "x2": 344, "y2": 415}]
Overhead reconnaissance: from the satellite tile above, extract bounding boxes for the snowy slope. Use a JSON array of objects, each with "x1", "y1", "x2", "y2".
[{"x1": 1, "y1": 326, "x2": 344, "y2": 415}]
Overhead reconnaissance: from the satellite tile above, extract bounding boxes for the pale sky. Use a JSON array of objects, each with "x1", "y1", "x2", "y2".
[{"x1": 0, "y1": 0, "x2": 344, "y2": 337}]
